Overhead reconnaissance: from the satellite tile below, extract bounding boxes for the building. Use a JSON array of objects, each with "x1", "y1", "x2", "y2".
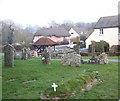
[
  {"x1": 33, "y1": 27, "x2": 70, "y2": 44},
  {"x1": 118, "y1": 1, "x2": 120, "y2": 44},
  {"x1": 85, "y1": 15, "x2": 119, "y2": 48}
]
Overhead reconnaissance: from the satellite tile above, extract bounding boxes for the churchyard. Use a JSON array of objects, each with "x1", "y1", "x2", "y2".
[
  {"x1": 1, "y1": 27, "x2": 119, "y2": 99},
  {"x1": 2, "y1": 55, "x2": 118, "y2": 99}
]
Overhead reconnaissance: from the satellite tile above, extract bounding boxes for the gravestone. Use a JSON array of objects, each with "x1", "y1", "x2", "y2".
[
  {"x1": 88, "y1": 41, "x2": 98, "y2": 63},
  {"x1": 73, "y1": 36, "x2": 80, "y2": 54},
  {"x1": 99, "y1": 52, "x2": 108, "y2": 64},
  {"x1": 41, "y1": 48, "x2": 50, "y2": 64},
  {"x1": 27, "y1": 48, "x2": 32, "y2": 59},
  {"x1": 4, "y1": 44, "x2": 14, "y2": 67},
  {"x1": 21, "y1": 47, "x2": 28, "y2": 60},
  {"x1": 61, "y1": 50, "x2": 81, "y2": 67},
  {"x1": 47, "y1": 46, "x2": 52, "y2": 59}
]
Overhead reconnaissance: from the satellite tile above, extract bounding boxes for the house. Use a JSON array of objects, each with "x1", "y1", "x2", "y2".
[
  {"x1": 33, "y1": 27, "x2": 70, "y2": 45},
  {"x1": 118, "y1": 2, "x2": 120, "y2": 44},
  {"x1": 33, "y1": 27, "x2": 85, "y2": 46},
  {"x1": 85, "y1": 15, "x2": 119, "y2": 48}
]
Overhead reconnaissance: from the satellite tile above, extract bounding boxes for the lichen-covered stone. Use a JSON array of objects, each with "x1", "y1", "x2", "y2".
[
  {"x1": 99, "y1": 52, "x2": 108, "y2": 64},
  {"x1": 4, "y1": 44, "x2": 14, "y2": 67},
  {"x1": 21, "y1": 47, "x2": 28, "y2": 60},
  {"x1": 61, "y1": 51, "x2": 81, "y2": 67}
]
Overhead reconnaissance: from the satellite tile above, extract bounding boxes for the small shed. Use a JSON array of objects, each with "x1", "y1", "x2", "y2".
[{"x1": 33, "y1": 37, "x2": 57, "y2": 51}]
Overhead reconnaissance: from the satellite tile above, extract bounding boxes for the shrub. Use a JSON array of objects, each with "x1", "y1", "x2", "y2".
[{"x1": 88, "y1": 41, "x2": 109, "y2": 53}]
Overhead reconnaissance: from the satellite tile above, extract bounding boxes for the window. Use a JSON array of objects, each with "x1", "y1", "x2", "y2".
[
  {"x1": 119, "y1": 26, "x2": 120, "y2": 33},
  {"x1": 100, "y1": 28, "x2": 104, "y2": 35},
  {"x1": 71, "y1": 32, "x2": 74, "y2": 34}
]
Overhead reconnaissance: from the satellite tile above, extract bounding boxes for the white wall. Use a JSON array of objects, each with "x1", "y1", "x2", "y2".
[
  {"x1": 86, "y1": 27, "x2": 119, "y2": 48},
  {"x1": 69, "y1": 28, "x2": 80, "y2": 43}
]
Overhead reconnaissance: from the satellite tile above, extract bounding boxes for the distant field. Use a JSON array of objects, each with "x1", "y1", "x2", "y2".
[{"x1": 2, "y1": 57, "x2": 118, "y2": 99}]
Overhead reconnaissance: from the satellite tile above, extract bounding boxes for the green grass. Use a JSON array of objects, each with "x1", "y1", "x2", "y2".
[
  {"x1": 2, "y1": 57, "x2": 118, "y2": 99},
  {"x1": 0, "y1": 53, "x2": 2, "y2": 100},
  {"x1": 81, "y1": 56, "x2": 119, "y2": 59}
]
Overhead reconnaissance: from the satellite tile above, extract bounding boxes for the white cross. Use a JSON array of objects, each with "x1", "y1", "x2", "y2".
[{"x1": 51, "y1": 83, "x2": 58, "y2": 92}]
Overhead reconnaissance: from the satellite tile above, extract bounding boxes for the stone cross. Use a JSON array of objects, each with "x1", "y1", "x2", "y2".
[
  {"x1": 4, "y1": 44, "x2": 14, "y2": 67},
  {"x1": 51, "y1": 83, "x2": 58, "y2": 92}
]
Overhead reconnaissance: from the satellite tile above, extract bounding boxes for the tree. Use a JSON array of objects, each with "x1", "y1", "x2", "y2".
[
  {"x1": 1, "y1": 20, "x2": 33, "y2": 46},
  {"x1": 1, "y1": 20, "x2": 15, "y2": 45}
]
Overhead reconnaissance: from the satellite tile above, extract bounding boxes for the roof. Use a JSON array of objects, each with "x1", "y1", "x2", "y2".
[
  {"x1": 94, "y1": 15, "x2": 118, "y2": 29},
  {"x1": 84, "y1": 29, "x2": 94, "y2": 38},
  {"x1": 35, "y1": 27, "x2": 70, "y2": 37},
  {"x1": 33, "y1": 37, "x2": 57, "y2": 46},
  {"x1": 72, "y1": 27, "x2": 87, "y2": 34}
]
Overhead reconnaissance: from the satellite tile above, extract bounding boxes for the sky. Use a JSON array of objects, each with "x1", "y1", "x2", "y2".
[{"x1": 0, "y1": 0, "x2": 119, "y2": 27}]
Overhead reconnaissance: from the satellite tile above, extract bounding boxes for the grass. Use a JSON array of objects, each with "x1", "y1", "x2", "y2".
[
  {"x1": 2, "y1": 57, "x2": 119, "y2": 99},
  {"x1": 0, "y1": 53, "x2": 2, "y2": 100},
  {"x1": 81, "y1": 56, "x2": 119, "y2": 59}
]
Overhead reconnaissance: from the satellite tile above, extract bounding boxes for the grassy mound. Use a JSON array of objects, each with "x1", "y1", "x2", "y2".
[{"x1": 41, "y1": 72, "x2": 97, "y2": 99}]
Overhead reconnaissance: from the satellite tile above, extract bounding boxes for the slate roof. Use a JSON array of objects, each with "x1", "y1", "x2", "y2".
[
  {"x1": 85, "y1": 29, "x2": 94, "y2": 38},
  {"x1": 35, "y1": 27, "x2": 70, "y2": 37},
  {"x1": 94, "y1": 15, "x2": 118, "y2": 29},
  {"x1": 72, "y1": 27, "x2": 87, "y2": 34},
  {"x1": 33, "y1": 37, "x2": 57, "y2": 46}
]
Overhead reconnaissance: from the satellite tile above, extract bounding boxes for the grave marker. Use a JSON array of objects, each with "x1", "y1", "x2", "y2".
[
  {"x1": 4, "y1": 44, "x2": 14, "y2": 67},
  {"x1": 51, "y1": 83, "x2": 58, "y2": 92},
  {"x1": 21, "y1": 47, "x2": 28, "y2": 60}
]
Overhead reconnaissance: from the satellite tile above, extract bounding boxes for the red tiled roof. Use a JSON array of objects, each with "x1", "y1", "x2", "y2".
[{"x1": 33, "y1": 37, "x2": 57, "y2": 46}]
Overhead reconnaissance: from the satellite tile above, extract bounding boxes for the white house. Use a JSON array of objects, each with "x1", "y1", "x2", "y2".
[
  {"x1": 68, "y1": 28, "x2": 80, "y2": 48},
  {"x1": 118, "y1": 1, "x2": 120, "y2": 45},
  {"x1": 86, "y1": 15, "x2": 119, "y2": 48}
]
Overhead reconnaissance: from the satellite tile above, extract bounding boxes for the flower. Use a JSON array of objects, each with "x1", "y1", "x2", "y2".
[{"x1": 42, "y1": 57, "x2": 45, "y2": 60}]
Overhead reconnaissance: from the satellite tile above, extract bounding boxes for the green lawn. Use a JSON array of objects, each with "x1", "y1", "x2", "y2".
[
  {"x1": 2, "y1": 57, "x2": 118, "y2": 99},
  {"x1": 81, "y1": 56, "x2": 119, "y2": 59},
  {"x1": 0, "y1": 53, "x2": 2, "y2": 100}
]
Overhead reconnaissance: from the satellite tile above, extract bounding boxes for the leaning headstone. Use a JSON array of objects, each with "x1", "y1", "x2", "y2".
[
  {"x1": 21, "y1": 47, "x2": 28, "y2": 60},
  {"x1": 99, "y1": 52, "x2": 108, "y2": 64},
  {"x1": 27, "y1": 48, "x2": 32, "y2": 59},
  {"x1": 4, "y1": 44, "x2": 14, "y2": 67}
]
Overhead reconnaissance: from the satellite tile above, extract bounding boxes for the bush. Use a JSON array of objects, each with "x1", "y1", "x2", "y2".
[{"x1": 88, "y1": 41, "x2": 109, "y2": 53}]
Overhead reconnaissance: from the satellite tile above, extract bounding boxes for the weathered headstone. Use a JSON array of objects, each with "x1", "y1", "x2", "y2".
[
  {"x1": 73, "y1": 36, "x2": 80, "y2": 54},
  {"x1": 47, "y1": 46, "x2": 52, "y2": 59},
  {"x1": 4, "y1": 44, "x2": 14, "y2": 67},
  {"x1": 41, "y1": 48, "x2": 50, "y2": 64},
  {"x1": 88, "y1": 41, "x2": 98, "y2": 63},
  {"x1": 61, "y1": 50, "x2": 81, "y2": 67},
  {"x1": 21, "y1": 47, "x2": 28, "y2": 60},
  {"x1": 27, "y1": 48, "x2": 32, "y2": 59},
  {"x1": 99, "y1": 52, "x2": 108, "y2": 64}
]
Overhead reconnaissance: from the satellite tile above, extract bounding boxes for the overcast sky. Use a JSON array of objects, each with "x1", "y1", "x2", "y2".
[{"x1": 0, "y1": 0, "x2": 119, "y2": 27}]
